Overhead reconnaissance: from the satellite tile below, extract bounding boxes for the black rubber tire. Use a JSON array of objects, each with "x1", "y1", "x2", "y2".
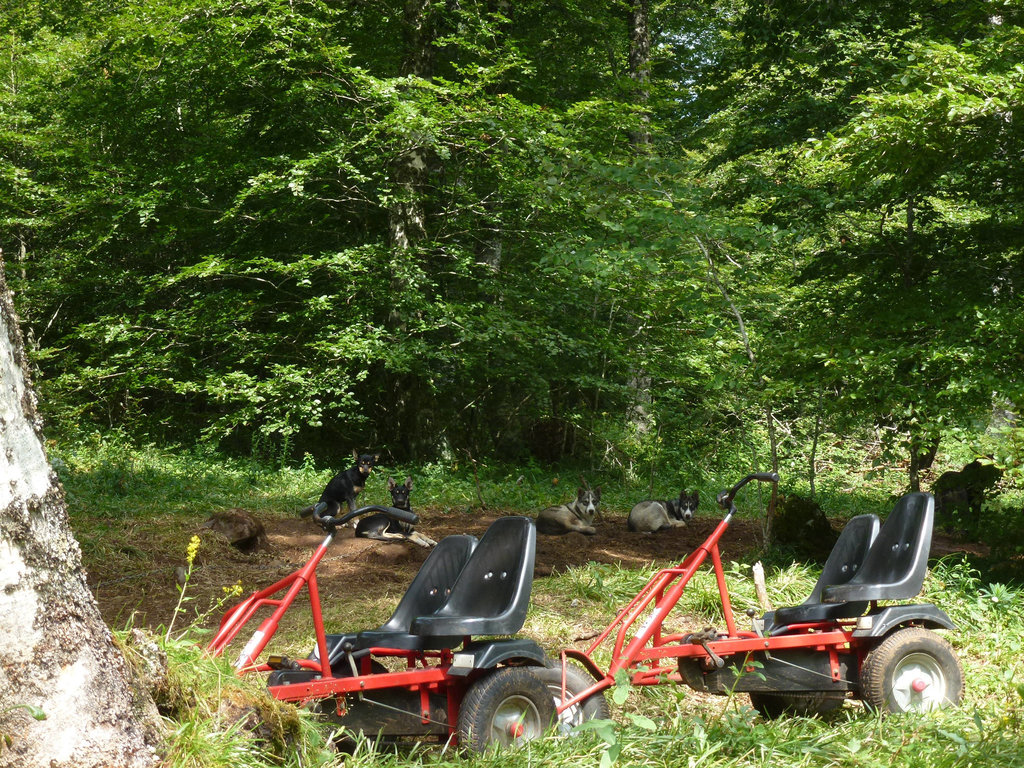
[
  {"x1": 860, "y1": 627, "x2": 964, "y2": 713},
  {"x1": 457, "y1": 667, "x2": 555, "y2": 753},
  {"x1": 748, "y1": 691, "x2": 846, "y2": 719},
  {"x1": 532, "y1": 663, "x2": 611, "y2": 733}
]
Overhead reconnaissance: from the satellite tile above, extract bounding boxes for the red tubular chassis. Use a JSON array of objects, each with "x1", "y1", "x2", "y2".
[
  {"x1": 209, "y1": 473, "x2": 963, "y2": 752},
  {"x1": 555, "y1": 472, "x2": 961, "y2": 718}
]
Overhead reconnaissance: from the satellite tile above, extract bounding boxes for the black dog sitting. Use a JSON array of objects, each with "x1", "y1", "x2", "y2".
[
  {"x1": 355, "y1": 476, "x2": 436, "y2": 548},
  {"x1": 301, "y1": 451, "x2": 378, "y2": 521}
]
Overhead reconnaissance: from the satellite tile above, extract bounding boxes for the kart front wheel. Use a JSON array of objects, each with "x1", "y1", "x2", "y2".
[
  {"x1": 860, "y1": 627, "x2": 963, "y2": 713},
  {"x1": 458, "y1": 666, "x2": 555, "y2": 752},
  {"x1": 533, "y1": 662, "x2": 611, "y2": 733}
]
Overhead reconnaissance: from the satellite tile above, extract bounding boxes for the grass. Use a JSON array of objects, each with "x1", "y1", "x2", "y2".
[
  {"x1": 54, "y1": 436, "x2": 1024, "y2": 768},
  {"x1": 140, "y1": 551, "x2": 1024, "y2": 768}
]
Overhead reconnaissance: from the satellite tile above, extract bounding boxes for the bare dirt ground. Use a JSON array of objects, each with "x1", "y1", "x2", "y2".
[{"x1": 85, "y1": 506, "x2": 986, "y2": 635}]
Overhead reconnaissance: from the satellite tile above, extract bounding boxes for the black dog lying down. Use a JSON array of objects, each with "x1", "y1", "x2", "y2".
[{"x1": 355, "y1": 476, "x2": 436, "y2": 549}]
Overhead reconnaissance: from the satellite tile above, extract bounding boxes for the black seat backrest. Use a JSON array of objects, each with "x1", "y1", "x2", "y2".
[
  {"x1": 376, "y1": 534, "x2": 478, "y2": 633},
  {"x1": 805, "y1": 514, "x2": 879, "y2": 604},
  {"x1": 823, "y1": 492, "x2": 934, "y2": 604},
  {"x1": 411, "y1": 516, "x2": 536, "y2": 638}
]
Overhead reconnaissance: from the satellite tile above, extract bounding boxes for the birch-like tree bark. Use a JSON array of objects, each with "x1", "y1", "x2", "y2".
[{"x1": 0, "y1": 259, "x2": 160, "y2": 768}]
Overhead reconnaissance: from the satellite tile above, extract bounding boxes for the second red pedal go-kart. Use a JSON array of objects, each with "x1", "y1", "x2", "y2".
[{"x1": 208, "y1": 472, "x2": 963, "y2": 751}]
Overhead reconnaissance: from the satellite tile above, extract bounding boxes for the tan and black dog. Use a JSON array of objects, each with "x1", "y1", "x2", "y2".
[
  {"x1": 536, "y1": 486, "x2": 601, "y2": 536},
  {"x1": 628, "y1": 490, "x2": 698, "y2": 533},
  {"x1": 355, "y1": 475, "x2": 437, "y2": 548},
  {"x1": 301, "y1": 450, "x2": 379, "y2": 519}
]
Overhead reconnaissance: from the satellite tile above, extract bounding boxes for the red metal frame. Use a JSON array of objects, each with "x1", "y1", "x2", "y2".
[
  {"x1": 207, "y1": 529, "x2": 467, "y2": 735},
  {"x1": 209, "y1": 480, "x2": 862, "y2": 735},
  {"x1": 208, "y1": 535, "x2": 336, "y2": 674},
  {"x1": 553, "y1": 509, "x2": 859, "y2": 714}
]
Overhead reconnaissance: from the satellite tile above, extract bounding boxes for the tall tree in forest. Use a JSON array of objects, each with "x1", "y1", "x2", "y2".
[
  {"x1": 0, "y1": 259, "x2": 159, "y2": 767},
  {"x1": 389, "y1": 0, "x2": 435, "y2": 251},
  {"x1": 627, "y1": 0, "x2": 651, "y2": 148}
]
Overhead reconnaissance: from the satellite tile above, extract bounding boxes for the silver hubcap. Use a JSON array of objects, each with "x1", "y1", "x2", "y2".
[
  {"x1": 490, "y1": 695, "x2": 543, "y2": 746},
  {"x1": 890, "y1": 652, "x2": 948, "y2": 712}
]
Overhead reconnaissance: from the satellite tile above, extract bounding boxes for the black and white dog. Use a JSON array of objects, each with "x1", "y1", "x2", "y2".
[
  {"x1": 536, "y1": 486, "x2": 601, "y2": 536},
  {"x1": 628, "y1": 490, "x2": 698, "y2": 533},
  {"x1": 355, "y1": 476, "x2": 436, "y2": 548}
]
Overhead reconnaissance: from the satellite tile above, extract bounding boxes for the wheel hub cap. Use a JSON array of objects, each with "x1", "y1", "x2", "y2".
[
  {"x1": 891, "y1": 653, "x2": 947, "y2": 712},
  {"x1": 490, "y1": 695, "x2": 541, "y2": 746}
]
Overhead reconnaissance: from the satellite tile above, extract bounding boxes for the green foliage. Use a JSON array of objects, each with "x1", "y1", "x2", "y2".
[
  {"x1": 3, "y1": 0, "x2": 1024, "y2": 500},
  {"x1": 8, "y1": 0, "x2": 1024, "y2": 762}
]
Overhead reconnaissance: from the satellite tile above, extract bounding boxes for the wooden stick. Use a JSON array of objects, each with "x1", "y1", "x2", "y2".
[{"x1": 752, "y1": 561, "x2": 772, "y2": 612}]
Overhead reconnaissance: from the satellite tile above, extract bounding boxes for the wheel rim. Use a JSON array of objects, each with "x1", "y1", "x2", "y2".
[
  {"x1": 890, "y1": 652, "x2": 948, "y2": 712},
  {"x1": 545, "y1": 683, "x2": 583, "y2": 732},
  {"x1": 489, "y1": 695, "x2": 544, "y2": 746}
]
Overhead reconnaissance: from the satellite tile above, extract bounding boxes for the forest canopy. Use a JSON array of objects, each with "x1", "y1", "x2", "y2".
[{"x1": 2, "y1": 0, "x2": 1022, "y2": 484}]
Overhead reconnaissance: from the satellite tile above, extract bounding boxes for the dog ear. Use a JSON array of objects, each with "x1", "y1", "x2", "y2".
[
  {"x1": 404, "y1": 475, "x2": 413, "y2": 490},
  {"x1": 352, "y1": 448, "x2": 358, "y2": 460},
  {"x1": 387, "y1": 476, "x2": 396, "y2": 489}
]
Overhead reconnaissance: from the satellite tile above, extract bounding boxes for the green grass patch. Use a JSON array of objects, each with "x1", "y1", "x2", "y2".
[{"x1": 55, "y1": 436, "x2": 1024, "y2": 767}]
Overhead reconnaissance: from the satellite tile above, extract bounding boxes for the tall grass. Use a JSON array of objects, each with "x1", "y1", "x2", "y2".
[{"x1": 50, "y1": 430, "x2": 921, "y2": 523}]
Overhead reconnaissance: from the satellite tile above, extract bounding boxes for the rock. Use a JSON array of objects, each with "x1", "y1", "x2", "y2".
[
  {"x1": 771, "y1": 494, "x2": 836, "y2": 562},
  {"x1": 932, "y1": 460, "x2": 1002, "y2": 532}
]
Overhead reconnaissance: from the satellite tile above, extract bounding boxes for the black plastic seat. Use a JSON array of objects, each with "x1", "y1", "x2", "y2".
[
  {"x1": 411, "y1": 516, "x2": 536, "y2": 638},
  {"x1": 318, "y1": 533, "x2": 478, "y2": 664},
  {"x1": 823, "y1": 492, "x2": 934, "y2": 604},
  {"x1": 768, "y1": 513, "x2": 879, "y2": 627}
]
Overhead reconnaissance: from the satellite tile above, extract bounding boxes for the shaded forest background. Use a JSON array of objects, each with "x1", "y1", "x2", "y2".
[{"x1": 2, "y1": 0, "x2": 1022, "y2": 496}]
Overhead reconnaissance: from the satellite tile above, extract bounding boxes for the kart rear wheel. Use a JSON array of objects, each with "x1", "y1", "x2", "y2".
[
  {"x1": 457, "y1": 666, "x2": 555, "y2": 752},
  {"x1": 860, "y1": 627, "x2": 963, "y2": 713},
  {"x1": 533, "y1": 662, "x2": 611, "y2": 733},
  {"x1": 748, "y1": 691, "x2": 845, "y2": 719}
]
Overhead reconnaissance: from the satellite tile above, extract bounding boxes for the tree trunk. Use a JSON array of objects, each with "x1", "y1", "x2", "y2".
[
  {"x1": 908, "y1": 431, "x2": 940, "y2": 493},
  {"x1": 0, "y1": 260, "x2": 159, "y2": 768},
  {"x1": 698, "y1": 236, "x2": 779, "y2": 541},
  {"x1": 384, "y1": 0, "x2": 437, "y2": 459},
  {"x1": 388, "y1": 0, "x2": 434, "y2": 253},
  {"x1": 627, "y1": 0, "x2": 651, "y2": 148}
]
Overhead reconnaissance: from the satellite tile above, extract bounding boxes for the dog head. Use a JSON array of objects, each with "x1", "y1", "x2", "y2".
[
  {"x1": 353, "y1": 451, "x2": 379, "y2": 476},
  {"x1": 575, "y1": 486, "x2": 601, "y2": 519},
  {"x1": 388, "y1": 475, "x2": 413, "y2": 509},
  {"x1": 673, "y1": 490, "x2": 699, "y2": 522}
]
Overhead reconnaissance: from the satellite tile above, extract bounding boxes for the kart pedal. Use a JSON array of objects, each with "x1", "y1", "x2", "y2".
[
  {"x1": 266, "y1": 655, "x2": 301, "y2": 671},
  {"x1": 686, "y1": 627, "x2": 726, "y2": 670}
]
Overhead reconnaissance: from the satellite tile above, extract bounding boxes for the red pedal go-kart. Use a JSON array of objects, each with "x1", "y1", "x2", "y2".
[{"x1": 208, "y1": 472, "x2": 963, "y2": 752}]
